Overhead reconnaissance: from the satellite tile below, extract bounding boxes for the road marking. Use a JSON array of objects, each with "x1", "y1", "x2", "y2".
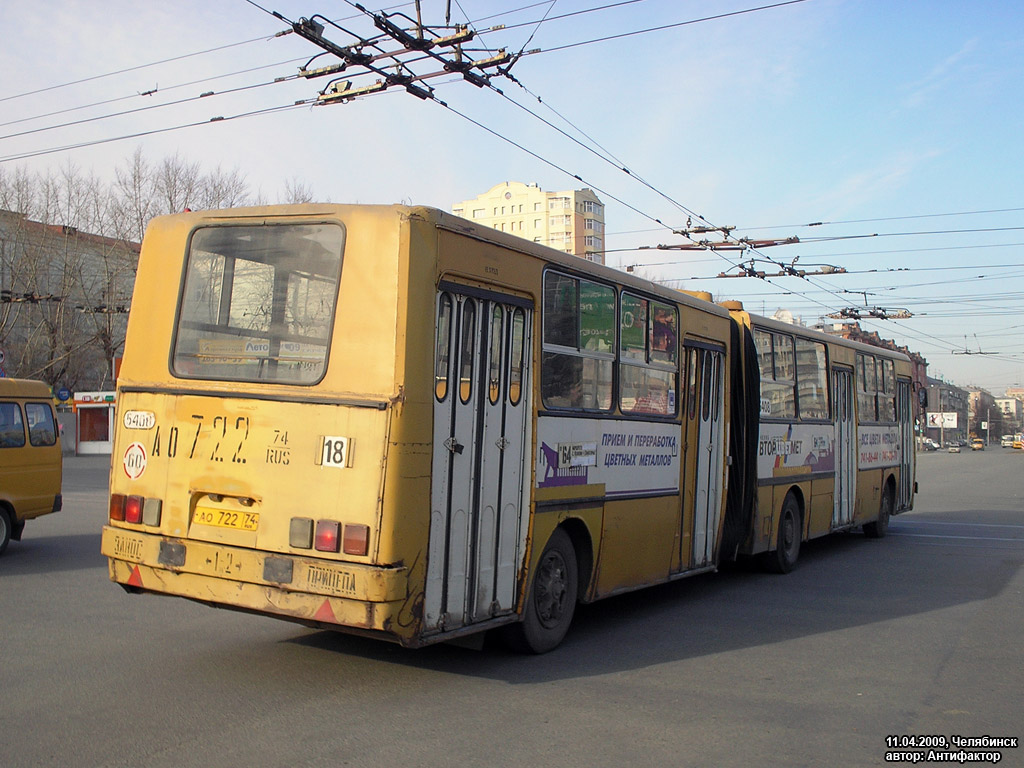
[
  {"x1": 889, "y1": 531, "x2": 1024, "y2": 543},
  {"x1": 894, "y1": 520, "x2": 1024, "y2": 531}
]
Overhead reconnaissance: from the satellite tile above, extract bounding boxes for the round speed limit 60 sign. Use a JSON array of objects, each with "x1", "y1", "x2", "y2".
[{"x1": 123, "y1": 442, "x2": 148, "y2": 479}]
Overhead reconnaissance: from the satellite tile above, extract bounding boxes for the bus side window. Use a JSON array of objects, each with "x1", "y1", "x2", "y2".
[
  {"x1": 541, "y1": 271, "x2": 613, "y2": 410},
  {"x1": 619, "y1": 295, "x2": 676, "y2": 416},
  {"x1": 755, "y1": 329, "x2": 795, "y2": 419},
  {"x1": 488, "y1": 304, "x2": 503, "y2": 405},
  {"x1": 687, "y1": 348, "x2": 699, "y2": 420},
  {"x1": 879, "y1": 358, "x2": 896, "y2": 422},
  {"x1": 459, "y1": 299, "x2": 476, "y2": 404},
  {"x1": 701, "y1": 350, "x2": 713, "y2": 420},
  {"x1": 857, "y1": 354, "x2": 878, "y2": 421},
  {"x1": 435, "y1": 294, "x2": 452, "y2": 401},
  {"x1": 795, "y1": 338, "x2": 829, "y2": 420},
  {"x1": 508, "y1": 308, "x2": 525, "y2": 406}
]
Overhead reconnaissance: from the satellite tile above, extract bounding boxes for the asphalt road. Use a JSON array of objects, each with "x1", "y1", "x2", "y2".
[{"x1": 1, "y1": 450, "x2": 1021, "y2": 768}]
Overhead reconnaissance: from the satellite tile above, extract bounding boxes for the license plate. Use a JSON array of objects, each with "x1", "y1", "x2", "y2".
[{"x1": 193, "y1": 505, "x2": 259, "y2": 532}]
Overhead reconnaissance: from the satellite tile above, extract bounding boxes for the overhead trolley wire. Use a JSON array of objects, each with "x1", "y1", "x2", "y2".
[
  {"x1": 0, "y1": 55, "x2": 315, "y2": 130},
  {"x1": 0, "y1": 102, "x2": 311, "y2": 164},
  {"x1": 525, "y1": 0, "x2": 809, "y2": 56},
  {"x1": 737, "y1": 206, "x2": 1024, "y2": 232},
  {"x1": 0, "y1": 77, "x2": 295, "y2": 143}
]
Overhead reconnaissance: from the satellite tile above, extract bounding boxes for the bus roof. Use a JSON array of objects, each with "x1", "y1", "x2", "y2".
[
  {"x1": 426, "y1": 206, "x2": 733, "y2": 319},
  {"x1": 729, "y1": 307, "x2": 912, "y2": 362},
  {"x1": 152, "y1": 202, "x2": 734, "y2": 321}
]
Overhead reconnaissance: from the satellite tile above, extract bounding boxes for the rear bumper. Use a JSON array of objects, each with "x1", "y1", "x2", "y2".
[{"x1": 101, "y1": 526, "x2": 419, "y2": 643}]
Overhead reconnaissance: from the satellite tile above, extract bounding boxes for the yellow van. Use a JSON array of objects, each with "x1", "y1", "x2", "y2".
[{"x1": 0, "y1": 378, "x2": 63, "y2": 554}]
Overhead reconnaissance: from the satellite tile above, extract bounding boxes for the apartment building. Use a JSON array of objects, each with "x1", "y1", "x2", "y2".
[{"x1": 452, "y1": 181, "x2": 606, "y2": 264}]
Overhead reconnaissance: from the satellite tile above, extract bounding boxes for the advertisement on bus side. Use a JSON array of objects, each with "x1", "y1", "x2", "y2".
[
  {"x1": 757, "y1": 422, "x2": 836, "y2": 477},
  {"x1": 536, "y1": 417, "x2": 681, "y2": 497},
  {"x1": 857, "y1": 424, "x2": 902, "y2": 470}
]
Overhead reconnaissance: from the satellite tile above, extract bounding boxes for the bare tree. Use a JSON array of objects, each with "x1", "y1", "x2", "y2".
[
  {"x1": 0, "y1": 165, "x2": 37, "y2": 217},
  {"x1": 154, "y1": 152, "x2": 202, "y2": 214},
  {"x1": 111, "y1": 147, "x2": 156, "y2": 244},
  {"x1": 282, "y1": 177, "x2": 315, "y2": 204},
  {"x1": 1, "y1": 148, "x2": 317, "y2": 388},
  {"x1": 199, "y1": 165, "x2": 250, "y2": 210}
]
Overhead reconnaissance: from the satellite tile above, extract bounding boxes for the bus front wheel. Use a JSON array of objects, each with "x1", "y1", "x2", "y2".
[
  {"x1": 761, "y1": 494, "x2": 801, "y2": 574},
  {"x1": 506, "y1": 528, "x2": 578, "y2": 654}
]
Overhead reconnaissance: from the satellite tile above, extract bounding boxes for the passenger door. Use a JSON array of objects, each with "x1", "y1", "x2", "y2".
[
  {"x1": 684, "y1": 344, "x2": 726, "y2": 569},
  {"x1": 832, "y1": 367, "x2": 856, "y2": 528},
  {"x1": 424, "y1": 285, "x2": 532, "y2": 634},
  {"x1": 896, "y1": 378, "x2": 914, "y2": 510}
]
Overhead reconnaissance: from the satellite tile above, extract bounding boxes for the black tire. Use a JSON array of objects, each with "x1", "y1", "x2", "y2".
[
  {"x1": 0, "y1": 506, "x2": 11, "y2": 556},
  {"x1": 864, "y1": 486, "x2": 893, "y2": 539},
  {"x1": 506, "y1": 528, "x2": 578, "y2": 654},
  {"x1": 761, "y1": 494, "x2": 801, "y2": 574}
]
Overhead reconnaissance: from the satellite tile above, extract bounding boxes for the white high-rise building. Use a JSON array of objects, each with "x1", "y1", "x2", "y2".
[{"x1": 452, "y1": 181, "x2": 606, "y2": 264}]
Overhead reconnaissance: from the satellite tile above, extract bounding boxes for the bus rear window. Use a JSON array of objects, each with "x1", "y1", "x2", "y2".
[{"x1": 172, "y1": 223, "x2": 344, "y2": 384}]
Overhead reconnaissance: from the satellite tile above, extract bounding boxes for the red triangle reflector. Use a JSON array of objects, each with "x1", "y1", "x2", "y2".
[
  {"x1": 313, "y1": 599, "x2": 337, "y2": 624},
  {"x1": 127, "y1": 566, "x2": 143, "y2": 588}
]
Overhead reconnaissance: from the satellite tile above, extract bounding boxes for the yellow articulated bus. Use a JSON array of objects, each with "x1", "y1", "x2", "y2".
[
  {"x1": 723, "y1": 308, "x2": 916, "y2": 573},
  {"x1": 101, "y1": 204, "x2": 915, "y2": 652}
]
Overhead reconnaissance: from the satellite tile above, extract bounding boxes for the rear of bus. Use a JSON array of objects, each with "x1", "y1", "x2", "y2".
[{"x1": 101, "y1": 204, "x2": 435, "y2": 645}]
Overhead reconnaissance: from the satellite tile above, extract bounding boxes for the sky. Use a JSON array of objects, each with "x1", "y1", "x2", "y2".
[{"x1": 2, "y1": 0, "x2": 1023, "y2": 394}]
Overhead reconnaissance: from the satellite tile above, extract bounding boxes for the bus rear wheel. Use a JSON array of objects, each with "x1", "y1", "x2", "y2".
[
  {"x1": 761, "y1": 494, "x2": 801, "y2": 574},
  {"x1": 864, "y1": 487, "x2": 893, "y2": 539},
  {"x1": 505, "y1": 528, "x2": 578, "y2": 654}
]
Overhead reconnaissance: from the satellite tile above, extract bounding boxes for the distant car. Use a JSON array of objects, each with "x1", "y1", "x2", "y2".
[
  {"x1": 971, "y1": 438, "x2": 985, "y2": 451},
  {"x1": 919, "y1": 438, "x2": 939, "y2": 451},
  {"x1": 948, "y1": 444, "x2": 961, "y2": 453},
  {"x1": 1002, "y1": 435, "x2": 1015, "y2": 448}
]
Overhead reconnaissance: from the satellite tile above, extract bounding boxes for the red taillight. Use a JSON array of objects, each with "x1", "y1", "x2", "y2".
[
  {"x1": 125, "y1": 495, "x2": 144, "y2": 524},
  {"x1": 314, "y1": 520, "x2": 340, "y2": 552},
  {"x1": 110, "y1": 493, "x2": 161, "y2": 526},
  {"x1": 109, "y1": 494, "x2": 126, "y2": 522},
  {"x1": 343, "y1": 524, "x2": 369, "y2": 556}
]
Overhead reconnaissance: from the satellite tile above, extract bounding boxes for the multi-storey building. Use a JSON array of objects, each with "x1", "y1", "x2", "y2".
[
  {"x1": 925, "y1": 377, "x2": 970, "y2": 446},
  {"x1": 452, "y1": 181, "x2": 606, "y2": 263},
  {"x1": 995, "y1": 397, "x2": 1022, "y2": 435},
  {"x1": 966, "y1": 387, "x2": 1000, "y2": 440},
  {"x1": 0, "y1": 209, "x2": 138, "y2": 390}
]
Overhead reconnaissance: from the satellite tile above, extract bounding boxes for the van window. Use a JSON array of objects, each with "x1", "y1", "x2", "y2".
[
  {"x1": 0, "y1": 403, "x2": 26, "y2": 448},
  {"x1": 26, "y1": 403, "x2": 58, "y2": 446}
]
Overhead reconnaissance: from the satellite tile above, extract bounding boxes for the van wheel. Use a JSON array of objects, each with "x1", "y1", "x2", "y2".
[
  {"x1": 0, "y1": 507, "x2": 11, "y2": 555},
  {"x1": 864, "y1": 488, "x2": 892, "y2": 539},
  {"x1": 761, "y1": 494, "x2": 801, "y2": 574},
  {"x1": 504, "y1": 528, "x2": 578, "y2": 654}
]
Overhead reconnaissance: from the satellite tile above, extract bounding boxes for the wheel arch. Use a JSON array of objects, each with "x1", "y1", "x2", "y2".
[
  {"x1": 557, "y1": 517, "x2": 595, "y2": 603},
  {"x1": 784, "y1": 484, "x2": 807, "y2": 537},
  {"x1": 884, "y1": 471, "x2": 897, "y2": 500}
]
